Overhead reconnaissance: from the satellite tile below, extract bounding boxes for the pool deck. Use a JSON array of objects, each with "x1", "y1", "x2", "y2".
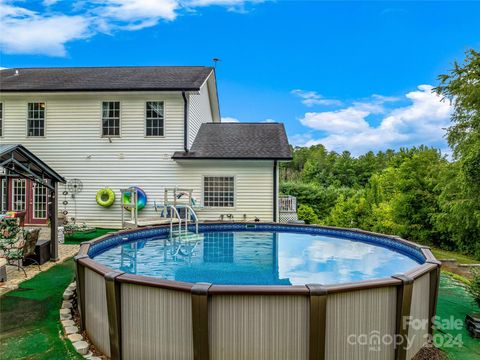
[{"x1": 0, "y1": 226, "x2": 79, "y2": 296}]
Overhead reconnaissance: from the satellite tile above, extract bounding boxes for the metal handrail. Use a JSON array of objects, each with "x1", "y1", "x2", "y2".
[
  {"x1": 167, "y1": 205, "x2": 182, "y2": 235},
  {"x1": 184, "y1": 205, "x2": 199, "y2": 234}
]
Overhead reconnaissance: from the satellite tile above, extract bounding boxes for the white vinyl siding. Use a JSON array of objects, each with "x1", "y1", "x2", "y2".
[
  {"x1": 188, "y1": 81, "x2": 214, "y2": 148},
  {"x1": 0, "y1": 91, "x2": 275, "y2": 226}
]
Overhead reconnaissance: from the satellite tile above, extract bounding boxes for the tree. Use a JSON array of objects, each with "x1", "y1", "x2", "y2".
[{"x1": 434, "y1": 49, "x2": 480, "y2": 256}]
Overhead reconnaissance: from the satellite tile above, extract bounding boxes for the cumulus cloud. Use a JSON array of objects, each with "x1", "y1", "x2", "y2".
[
  {"x1": 0, "y1": 2, "x2": 91, "y2": 56},
  {"x1": 0, "y1": 0, "x2": 263, "y2": 56},
  {"x1": 291, "y1": 89, "x2": 343, "y2": 107},
  {"x1": 297, "y1": 85, "x2": 452, "y2": 155}
]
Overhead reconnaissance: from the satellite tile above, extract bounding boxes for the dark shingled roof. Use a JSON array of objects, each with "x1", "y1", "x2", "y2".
[
  {"x1": 0, "y1": 66, "x2": 213, "y2": 92},
  {"x1": 173, "y1": 123, "x2": 292, "y2": 160}
]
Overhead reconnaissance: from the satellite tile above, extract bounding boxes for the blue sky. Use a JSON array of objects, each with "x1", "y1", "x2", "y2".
[{"x1": 1, "y1": 0, "x2": 479, "y2": 155}]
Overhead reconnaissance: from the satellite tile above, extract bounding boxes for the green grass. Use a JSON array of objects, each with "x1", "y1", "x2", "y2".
[
  {"x1": 0, "y1": 258, "x2": 83, "y2": 360},
  {"x1": 64, "y1": 227, "x2": 118, "y2": 245},
  {"x1": 431, "y1": 247, "x2": 479, "y2": 265},
  {"x1": 436, "y1": 274, "x2": 480, "y2": 360}
]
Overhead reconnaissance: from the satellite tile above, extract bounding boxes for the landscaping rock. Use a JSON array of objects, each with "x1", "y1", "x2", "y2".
[
  {"x1": 89, "y1": 357, "x2": 101, "y2": 360},
  {"x1": 65, "y1": 326, "x2": 79, "y2": 335},
  {"x1": 62, "y1": 301, "x2": 72, "y2": 309},
  {"x1": 60, "y1": 308, "x2": 71, "y2": 319},
  {"x1": 73, "y1": 340, "x2": 89, "y2": 355},
  {"x1": 83, "y1": 351, "x2": 93, "y2": 359},
  {"x1": 68, "y1": 282, "x2": 77, "y2": 291},
  {"x1": 61, "y1": 319, "x2": 75, "y2": 327},
  {"x1": 68, "y1": 333, "x2": 83, "y2": 342},
  {"x1": 63, "y1": 290, "x2": 74, "y2": 300}
]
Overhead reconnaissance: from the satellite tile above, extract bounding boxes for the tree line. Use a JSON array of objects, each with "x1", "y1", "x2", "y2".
[{"x1": 280, "y1": 49, "x2": 480, "y2": 259}]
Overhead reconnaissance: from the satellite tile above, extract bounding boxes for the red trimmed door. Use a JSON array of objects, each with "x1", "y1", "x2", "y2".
[{"x1": 8, "y1": 178, "x2": 49, "y2": 225}]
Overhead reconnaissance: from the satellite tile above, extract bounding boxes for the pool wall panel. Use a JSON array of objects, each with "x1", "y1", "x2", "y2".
[
  {"x1": 209, "y1": 295, "x2": 309, "y2": 360},
  {"x1": 406, "y1": 273, "x2": 430, "y2": 360},
  {"x1": 121, "y1": 284, "x2": 194, "y2": 360},
  {"x1": 324, "y1": 287, "x2": 397, "y2": 360},
  {"x1": 84, "y1": 268, "x2": 111, "y2": 357}
]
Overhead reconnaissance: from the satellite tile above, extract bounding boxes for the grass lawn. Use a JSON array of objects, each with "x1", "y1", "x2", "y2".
[
  {"x1": 431, "y1": 247, "x2": 479, "y2": 265},
  {"x1": 437, "y1": 274, "x2": 480, "y2": 360},
  {"x1": 0, "y1": 258, "x2": 83, "y2": 360}
]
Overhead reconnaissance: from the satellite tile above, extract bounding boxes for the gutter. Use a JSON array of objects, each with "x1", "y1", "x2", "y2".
[{"x1": 182, "y1": 91, "x2": 189, "y2": 153}]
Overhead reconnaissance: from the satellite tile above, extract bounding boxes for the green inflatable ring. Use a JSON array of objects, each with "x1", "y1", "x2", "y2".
[{"x1": 96, "y1": 188, "x2": 116, "y2": 207}]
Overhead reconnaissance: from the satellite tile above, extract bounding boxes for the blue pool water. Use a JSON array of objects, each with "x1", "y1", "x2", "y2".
[{"x1": 92, "y1": 230, "x2": 423, "y2": 285}]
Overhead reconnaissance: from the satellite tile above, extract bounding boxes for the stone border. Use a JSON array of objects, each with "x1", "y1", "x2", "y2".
[{"x1": 60, "y1": 282, "x2": 103, "y2": 360}]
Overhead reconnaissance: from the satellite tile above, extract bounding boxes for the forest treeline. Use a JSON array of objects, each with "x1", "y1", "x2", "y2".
[{"x1": 280, "y1": 49, "x2": 480, "y2": 259}]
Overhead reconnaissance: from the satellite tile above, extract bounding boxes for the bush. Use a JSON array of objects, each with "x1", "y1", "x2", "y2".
[
  {"x1": 467, "y1": 268, "x2": 480, "y2": 308},
  {"x1": 297, "y1": 204, "x2": 319, "y2": 224}
]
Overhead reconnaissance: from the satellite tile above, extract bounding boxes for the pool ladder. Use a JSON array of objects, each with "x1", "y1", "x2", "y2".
[{"x1": 167, "y1": 204, "x2": 199, "y2": 237}]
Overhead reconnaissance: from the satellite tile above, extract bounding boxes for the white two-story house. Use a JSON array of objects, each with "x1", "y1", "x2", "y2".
[{"x1": 0, "y1": 66, "x2": 291, "y2": 227}]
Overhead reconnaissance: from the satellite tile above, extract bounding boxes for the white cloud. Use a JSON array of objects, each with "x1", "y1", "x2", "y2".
[
  {"x1": 262, "y1": 118, "x2": 276, "y2": 123},
  {"x1": 0, "y1": 2, "x2": 91, "y2": 56},
  {"x1": 291, "y1": 89, "x2": 343, "y2": 107},
  {"x1": 300, "y1": 108, "x2": 371, "y2": 134},
  {"x1": 98, "y1": 0, "x2": 179, "y2": 30},
  {"x1": 298, "y1": 85, "x2": 452, "y2": 155},
  {"x1": 0, "y1": 0, "x2": 263, "y2": 56},
  {"x1": 43, "y1": 0, "x2": 60, "y2": 6},
  {"x1": 221, "y1": 116, "x2": 240, "y2": 123}
]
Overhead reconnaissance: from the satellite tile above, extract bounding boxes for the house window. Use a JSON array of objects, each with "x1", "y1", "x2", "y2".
[
  {"x1": 27, "y1": 102, "x2": 45, "y2": 137},
  {"x1": 204, "y1": 176, "x2": 235, "y2": 208},
  {"x1": 102, "y1": 101, "x2": 120, "y2": 137},
  {"x1": 145, "y1": 101, "x2": 164, "y2": 136},
  {"x1": 33, "y1": 184, "x2": 48, "y2": 219},
  {"x1": 1, "y1": 178, "x2": 7, "y2": 212},
  {"x1": 12, "y1": 179, "x2": 26, "y2": 211},
  {"x1": 0, "y1": 103, "x2": 3, "y2": 137}
]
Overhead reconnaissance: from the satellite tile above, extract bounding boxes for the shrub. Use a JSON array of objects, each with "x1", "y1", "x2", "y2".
[
  {"x1": 467, "y1": 268, "x2": 480, "y2": 308},
  {"x1": 297, "y1": 204, "x2": 319, "y2": 224}
]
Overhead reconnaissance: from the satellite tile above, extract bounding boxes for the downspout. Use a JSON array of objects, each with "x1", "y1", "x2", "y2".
[
  {"x1": 182, "y1": 91, "x2": 189, "y2": 153},
  {"x1": 273, "y1": 160, "x2": 278, "y2": 222}
]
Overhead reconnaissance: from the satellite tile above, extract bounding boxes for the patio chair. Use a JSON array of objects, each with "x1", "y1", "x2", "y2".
[{"x1": 4, "y1": 228, "x2": 41, "y2": 277}]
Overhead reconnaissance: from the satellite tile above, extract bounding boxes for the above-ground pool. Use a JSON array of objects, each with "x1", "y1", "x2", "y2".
[
  {"x1": 92, "y1": 228, "x2": 423, "y2": 286},
  {"x1": 75, "y1": 223, "x2": 441, "y2": 360}
]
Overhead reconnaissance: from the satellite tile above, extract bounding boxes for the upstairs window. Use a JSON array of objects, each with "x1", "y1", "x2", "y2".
[
  {"x1": 0, "y1": 103, "x2": 3, "y2": 137},
  {"x1": 102, "y1": 101, "x2": 120, "y2": 137},
  {"x1": 145, "y1": 101, "x2": 164, "y2": 136},
  {"x1": 204, "y1": 176, "x2": 235, "y2": 208},
  {"x1": 27, "y1": 102, "x2": 45, "y2": 137}
]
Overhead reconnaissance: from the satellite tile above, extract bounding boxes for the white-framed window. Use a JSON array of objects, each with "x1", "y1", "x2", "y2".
[
  {"x1": 12, "y1": 179, "x2": 26, "y2": 211},
  {"x1": 203, "y1": 176, "x2": 235, "y2": 208},
  {"x1": 145, "y1": 101, "x2": 164, "y2": 136},
  {"x1": 27, "y1": 102, "x2": 45, "y2": 137},
  {"x1": 102, "y1": 101, "x2": 120, "y2": 137},
  {"x1": 1, "y1": 178, "x2": 7, "y2": 212},
  {"x1": 33, "y1": 183, "x2": 48, "y2": 219},
  {"x1": 0, "y1": 102, "x2": 3, "y2": 137}
]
